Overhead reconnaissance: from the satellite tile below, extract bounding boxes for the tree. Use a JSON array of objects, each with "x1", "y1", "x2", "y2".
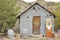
[{"x1": 0, "y1": 0, "x2": 20, "y2": 33}]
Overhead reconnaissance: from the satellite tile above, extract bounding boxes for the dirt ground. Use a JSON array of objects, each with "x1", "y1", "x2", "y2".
[
  {"x1": 0, "y1": 36, "x2": 60, "y2": 40},
  {"x1": 0, "y1": 33, "x2": 60, "y2": 40}
]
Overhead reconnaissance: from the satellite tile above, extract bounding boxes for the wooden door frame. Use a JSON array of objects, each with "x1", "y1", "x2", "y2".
[{"x1": 32, "y1": 16, "x2": 40, "y2": 35}]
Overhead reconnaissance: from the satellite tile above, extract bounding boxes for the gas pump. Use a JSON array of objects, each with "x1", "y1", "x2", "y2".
[{"x1": 46, "y1": 19, "x2": 52, "y2": 38}]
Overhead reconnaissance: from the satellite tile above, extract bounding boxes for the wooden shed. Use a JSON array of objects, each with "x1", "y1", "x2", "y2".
[{"x1": 17, "y1": 3, "x2": 56, "y2": 37}]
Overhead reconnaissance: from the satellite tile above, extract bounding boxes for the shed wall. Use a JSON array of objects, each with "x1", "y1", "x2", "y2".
[{"x1": 20, "y1": 4, "x2": 54, "y2": 35}]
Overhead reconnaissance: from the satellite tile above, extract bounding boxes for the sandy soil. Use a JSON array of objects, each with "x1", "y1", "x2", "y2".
[
  {"x1": 0, "y1": 36, "x2": 60, "y2": 40},
  {"x1": 0, "y1": 33, "x2": 60, "y2": 40}
]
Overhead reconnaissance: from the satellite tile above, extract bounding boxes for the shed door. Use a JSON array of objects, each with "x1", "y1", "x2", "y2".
[{"x1": 33, "y1": 16, "x2": 40, "y2": 35}]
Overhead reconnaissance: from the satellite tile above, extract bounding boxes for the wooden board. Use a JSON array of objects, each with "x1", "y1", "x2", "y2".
[{"x1": 33, "y1": 16, "x2": 40, "y2": 35}]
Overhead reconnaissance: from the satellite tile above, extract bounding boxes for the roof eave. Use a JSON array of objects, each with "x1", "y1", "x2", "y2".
[{"x1": 17, "y1": 2, "x2": 56, "y2": 18}]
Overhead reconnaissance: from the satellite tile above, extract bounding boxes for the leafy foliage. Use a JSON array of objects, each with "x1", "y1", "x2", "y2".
[
  {"x1": 51, "y1": 2, "x2": 60, "y2": 31},
  {"x1": 0, "y1": 0, "x2": 20, "y2": 33}
]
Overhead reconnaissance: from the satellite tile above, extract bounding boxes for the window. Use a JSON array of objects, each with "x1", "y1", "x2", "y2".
[
  {"x1": 33, "y1": 7, "x2": 36, "y2": 10},
  {"x1": 27, "y1": 16, "x2": 29, "y2": 18}
]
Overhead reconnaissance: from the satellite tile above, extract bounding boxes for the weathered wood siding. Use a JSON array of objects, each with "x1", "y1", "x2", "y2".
[{"x1": 20, "y1": 4, "x2": 54, "y2": 36}]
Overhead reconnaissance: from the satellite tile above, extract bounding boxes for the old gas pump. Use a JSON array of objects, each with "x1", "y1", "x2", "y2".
[{"x1": 46, "y1": 19, "x2": 52, "y2": 38}]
